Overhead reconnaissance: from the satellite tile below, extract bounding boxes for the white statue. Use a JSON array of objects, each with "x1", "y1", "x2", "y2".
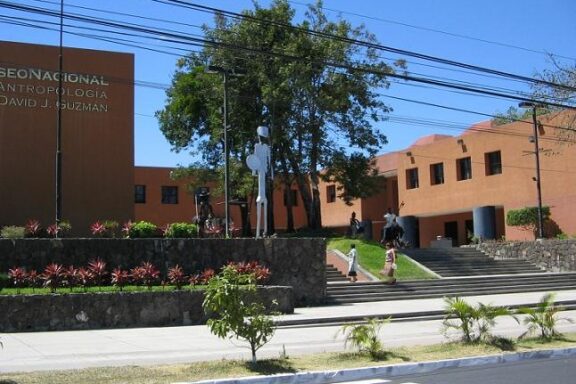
[{"x1": 246, "y1": 126, "x2": 272, "y2": 238}]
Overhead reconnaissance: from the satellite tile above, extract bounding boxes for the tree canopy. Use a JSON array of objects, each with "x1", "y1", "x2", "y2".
[
  {"x1": 157, "y1": 0, "x2": 401, "y2": 230},
  {"x1": 493, "y1": 58, "x2": 576, "y2": 134}
]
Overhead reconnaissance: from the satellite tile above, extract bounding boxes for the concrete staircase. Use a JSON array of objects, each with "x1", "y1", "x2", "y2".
[
  {"x1": 326, "y1": 263, "x2": 348, "y2": 282},
  {"x1": 401, "y1": 247, "x2": 543, "y2": 277},
  {"x1": 325, "y1": 273, "x2": 576, "y2": 304}
]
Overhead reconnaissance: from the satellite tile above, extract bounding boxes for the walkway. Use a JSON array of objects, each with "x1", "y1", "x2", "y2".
[{"x1": 2, "y1": 289, "x2": 576, "y2": 374}]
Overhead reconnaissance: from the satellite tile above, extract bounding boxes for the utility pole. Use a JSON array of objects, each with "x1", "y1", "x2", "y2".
[
  {"x1": 519, "y1": 101, "x2": 544, "y2": 239},
  {"x1": 55, "y1": 0, "x2": 64, "y2": 236},
  {"x1": 205, "y1": 65, "x2": 245, "y2": 238}
]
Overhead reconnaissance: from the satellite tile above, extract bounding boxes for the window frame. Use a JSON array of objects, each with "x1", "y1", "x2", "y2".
[
  {"x1": 406, "y1": 167, "x2": 419, "y2": 189},
  {"x1": 430, "y1": 162, "x2": 445, "y2": 185},
  {"x1": 326, "y1": 185, "x2": 336, "y2": 203},
  {"x1": 134, "y1": 184, "x2": 146, "y2": 204},
  {"x1": 485, "y1": 151, "x2": 502, "y2": 176},
  {"x1": 457, "y1": 157, "x2": 472, "y2": 181},
  {"x1": 161, "y1": 185, "x2": 179, "y2": 204}
]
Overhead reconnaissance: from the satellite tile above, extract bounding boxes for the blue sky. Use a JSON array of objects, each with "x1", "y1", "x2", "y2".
[{"x1": 1, "y1": 0, "x2": 575, "y2": 167}]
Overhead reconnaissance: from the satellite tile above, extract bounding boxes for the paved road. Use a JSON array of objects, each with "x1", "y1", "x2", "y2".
[
  {"x1": 2, "y1": 290, "x2": 576, "y2": 374},
  {"x1": 366, "y1": 355, "x2": 576, "y2": 384}
]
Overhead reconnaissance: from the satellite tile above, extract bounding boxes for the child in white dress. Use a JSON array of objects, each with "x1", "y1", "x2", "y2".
[{"x1": 347, "y1": 244, "x2": 358, "y2": 282}]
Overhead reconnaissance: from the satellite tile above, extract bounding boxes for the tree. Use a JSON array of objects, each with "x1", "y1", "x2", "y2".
[
  {"x1": 492, "y1": 58, "x2": 575, "y2": 137},
  {"x1": 202, "y1": 265, "x2": 276, "y2": 364},
  {"x1": 157, "y1": 0, "x2": 401, "y2": 230},
  {"x1": 506, "y1": 206, "x2": 551, "y2": 239}
]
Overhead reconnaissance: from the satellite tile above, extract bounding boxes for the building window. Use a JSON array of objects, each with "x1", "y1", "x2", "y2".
[
  {"x1": 134, "y1": 185, "x2": 146, "y2": 204},
  {"x1": 161, "y1": 186, "x2": 178, "y2": 204},
  {"x1": 326, "y1": 185, "x2": 336, "y2": 203},
  {"x1": 485, "y1": 151, "x2": 502, "y2": 176},
  {"x1": 457, "y1": 157, "x2": 472, "y2": 181},
  {"x1": 406, "y1": 168, "x2": 419, "y2": 189},
  {"x1": 284, "y1": 189, "x2": 298, "y2": 207},
  {"x1": 430, "y1": 163, "x2": 444, "y2": 185}
]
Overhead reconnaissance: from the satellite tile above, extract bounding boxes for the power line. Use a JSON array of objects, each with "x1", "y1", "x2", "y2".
[
  {"x1": 2, "y1": 0, "x2": 572, "y2": 141},
  {"x1": 287, "y1": 0, "x2": 576, "y2": 62},
  {"x1": 2, "y1": 0, "x2": 573, "y2": 110},
  {"x1": 153, "y1": 0, "x2": 576, "y2": 94}
]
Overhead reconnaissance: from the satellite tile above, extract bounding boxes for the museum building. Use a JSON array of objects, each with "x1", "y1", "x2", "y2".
[{"x1": 2, "y1": 41, "x2": 575, "y2": 244}]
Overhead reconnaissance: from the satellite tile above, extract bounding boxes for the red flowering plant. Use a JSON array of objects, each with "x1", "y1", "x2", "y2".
[
  {"x1": 8, "y1": 267, "x2": 28, "y2": 293},
  {"x1": 131, "y1": 261, "x2": 160, "y2": 289},
  {"x1": 111, "y1": 268, "x2": 130, "y2": 291},
  {"x1": 90, "y1": 221, "x2": 107, "y2": 237},
  {"x1": 87, "y1": 259, "x2": 108, "y2": 289},
  {"x1": 226, "y1": 261, "x2": 271, "y2": 284},
  {"x1": 46, "y1": 221, "x2": 72, "y2": 238},
  {"x1": 27, "y1": 269, "x2": 40, "y2": 292},
  {"x1": 167, "y1": 264, "x2": 188, "y2": 290},
  {"x1": 24, "y1": 219, "x2": 42, "y2": 238},
  {"x1": 41, "y1": 263, "x2": 65, "y2": 293},
  {"x1": 189, "y1": 274, "x2": 202, "y2": 287},
  {"x1": 76, "y1": 267, "x2": 94, "y2": 290},
  {"x1": 200, "y1": 268, "x2": 215, "y2": 284},
  {"x1": 63, "y1": 265, "x2": 80, "y2": 291},
  {"x1": 121, "y1": 220, "x2": 133, "y2": 238},
  {"x1": 90, "y1": 220, "x2": 119, "y2": 238}
]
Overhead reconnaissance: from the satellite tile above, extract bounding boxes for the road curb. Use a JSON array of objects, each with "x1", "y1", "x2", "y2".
[{"x1": 178, "y1": 347, "x2": 576, "y2": 384}]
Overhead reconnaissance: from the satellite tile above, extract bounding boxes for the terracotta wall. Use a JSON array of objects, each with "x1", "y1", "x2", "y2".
[
  {"x1": 395, "y1": 112, "x2": 576, "y2": 243},
  {"x1": 134, "y1": 167, "x2": 308, "y2": 232},
  {"x1": 0, "y1": 41, "x2": 134, "y2": 235}
]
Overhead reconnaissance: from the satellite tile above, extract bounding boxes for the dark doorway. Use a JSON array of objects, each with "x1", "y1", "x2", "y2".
[
  {"x1": 444, "y1": 221, "x2": 458, "y2": 246},
  {"x1": 465, "y1": 219, "x2": 474, "y2": 244}
]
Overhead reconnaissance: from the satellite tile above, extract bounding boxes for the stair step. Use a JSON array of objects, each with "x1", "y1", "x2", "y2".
[
  {"x1": 402, "y1": 247, "x2": 542, "y2": 277},
  {"x1": 325, "y1": 273, "x2": 576, "y2": 304}
]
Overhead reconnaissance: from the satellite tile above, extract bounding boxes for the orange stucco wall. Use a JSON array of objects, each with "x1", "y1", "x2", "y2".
[
  {"x1": 134, "y1": 167, "x2": 309, "y2": 232},
  {"x1": 395, "y1": 111, "x2": 576, "y2": 244},
  {"x1": 0, "y1": 41, "x2": 134, "y2": 235}
]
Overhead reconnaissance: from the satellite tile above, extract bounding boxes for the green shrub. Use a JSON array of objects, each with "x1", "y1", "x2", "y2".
[
  {"x1": 164, "y1": 222, "x2": 198, "y2": 238},
  {"x1": 128, "y1": 221, "x2": 158, "y2": 238},
  {"x1": 506, "y1": 206, "x2": 550, "y2": 239},
  {"x1": 1, "y1": 226, "x2": 26, "y2": 238}
]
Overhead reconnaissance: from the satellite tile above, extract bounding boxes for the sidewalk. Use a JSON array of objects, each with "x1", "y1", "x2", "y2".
[{"x1": 2, "y1": 289, "x2": 576, "y2": 375}]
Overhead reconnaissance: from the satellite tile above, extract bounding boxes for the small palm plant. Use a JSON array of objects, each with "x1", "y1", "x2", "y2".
[
  {"x1": 517, "y1": 293, "x2": 573, "y2": 341},
  {"x1": 442, "y1": 296, "x2": 513, "y2": 343},
  {"x1": 337, "y1": 317, "x2": 390, "y2": 359}
]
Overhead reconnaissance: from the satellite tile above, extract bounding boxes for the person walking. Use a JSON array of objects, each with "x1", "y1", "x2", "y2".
[
  {"x1": 347, "y1": 243, "x2": 358, "y2": 282},
  {"x1": 349, "y1": 211, "x2": 360, "y2": 238},
  {"x1": 381, "y1": 241, "x2": 397, "y2": 285}
]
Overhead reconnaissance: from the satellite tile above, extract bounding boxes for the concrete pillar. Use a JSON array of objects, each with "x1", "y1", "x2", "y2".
[
  {"x1": 473, "y1": 206, "x2": 496, "y2": 240},
  {"x1": 397, "y1": 215, "x2": 418, "y2": 248}
]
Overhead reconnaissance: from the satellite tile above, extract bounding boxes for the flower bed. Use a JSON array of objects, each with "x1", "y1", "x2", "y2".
[{"x1": 0, "y1": 238, "x2": 327, "y2": 305}]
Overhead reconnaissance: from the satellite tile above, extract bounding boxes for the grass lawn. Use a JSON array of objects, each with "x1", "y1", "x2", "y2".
[
  {"x1": 327, "y1": 237, "x2": 436, "y2": 280},
  {"x1": 1, "y1": 334, "x2": 575, "y2": 384}
]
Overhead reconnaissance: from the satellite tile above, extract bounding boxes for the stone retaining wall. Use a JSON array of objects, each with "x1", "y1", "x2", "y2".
[
  {"x1": 0, "y1": 286, "x2": 293, "y2": 333},
  {"x1": 474, "y1": 240, "x2": 576, "y2": 272},
  {"x1": 0, "y1": 238, "x2": 326, "y2": 305}
]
